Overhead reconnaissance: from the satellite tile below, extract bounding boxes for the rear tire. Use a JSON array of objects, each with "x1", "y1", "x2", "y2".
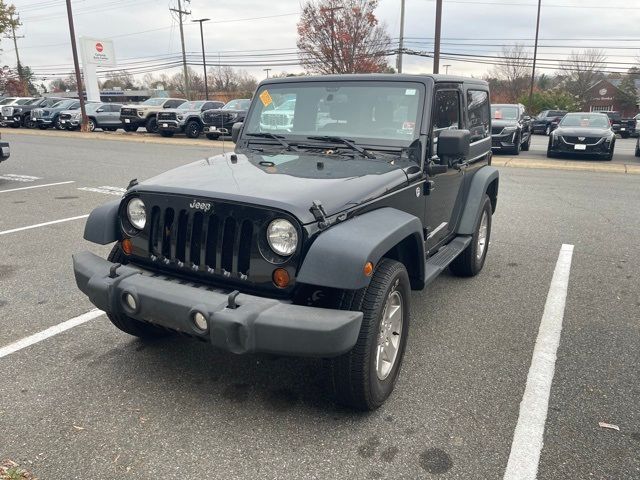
[
  {"x1": 329, "y1": 258, "x2": 411, "y2": 411},
  {"x1": 449, "y1": 194, "x2": 492, "y2": 277},
  {"x1": 105, "y1": 245, "x2": 173, "y2": 339},
  {"x1": 145, "y1": 116, "x2": 158, "y2": 133}
]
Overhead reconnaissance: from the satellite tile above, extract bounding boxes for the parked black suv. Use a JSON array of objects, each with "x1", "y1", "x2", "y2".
[
  {"x1": 202, "y1": 99, "x2": 251, "y2": 140},
  {"x1": 1, "y1": 97, "x2": 64, "y2": 129},
  {"x1": 73, "y1": 75, "x2": 498, "y2": 410},
  {"x1": 531, "y1": 109, "x2": 567, "y2": 135},
  {"x1": 491, "y1": 103, "x2": 532, "y2": 154}
]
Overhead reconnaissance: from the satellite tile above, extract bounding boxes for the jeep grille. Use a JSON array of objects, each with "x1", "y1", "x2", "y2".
[{"x1": 127, "y1": 193, "x2": 301, "y2": 293}]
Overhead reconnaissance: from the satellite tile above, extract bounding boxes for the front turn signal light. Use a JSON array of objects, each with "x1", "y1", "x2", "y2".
[
  {"x1": 364, "y1": 262, "x2": 374, "y2": 277},
  {"x1": 272, "y1": 268, "x2": 290, "y2": 288},
  {"x1": 121, "y1": 238, "x2": 133, "y2": 255}
]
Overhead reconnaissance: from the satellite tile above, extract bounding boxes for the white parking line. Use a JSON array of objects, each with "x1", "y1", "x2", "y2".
[
  {"x1": 0, "y1": 214, "x2": 89, "y2": 236},
  {"x1": 0, "y1": 181, "x2": 75, "y2": 193},
  {"x1": 504, "y1": 244, "x2": 575, "y2": 480},
  {"x1": 0, "y1": 174, "x2": 41, "y2": 182},
  {"x1": 78, "y1": 186, "x2": 126, "y2": 196},
  {"x1": 0, "y1": 309, "x2": 104, "y2": 359}
]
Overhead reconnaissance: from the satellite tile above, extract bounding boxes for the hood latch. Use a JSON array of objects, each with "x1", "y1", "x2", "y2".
[{"x1": 310, "y1": 200, "x2": 328, "y2": 230}]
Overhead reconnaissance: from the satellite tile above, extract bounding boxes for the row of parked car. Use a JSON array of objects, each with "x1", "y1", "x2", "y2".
[{"x1": 0, "y1": 95, "x2": 252, "y2": 140}]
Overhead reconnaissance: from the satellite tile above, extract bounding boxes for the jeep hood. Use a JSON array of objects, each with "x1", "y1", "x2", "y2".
[{"x1": 134, "y1": 150, "x2": 411, "y2": 224}]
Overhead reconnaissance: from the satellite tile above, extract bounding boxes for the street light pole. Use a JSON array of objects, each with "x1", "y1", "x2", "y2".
[
  {"x1": 263, "y1": 68, "x2": 271, "y2": 78},
  {"x1": 397, "y1": 0, "x2": 406, "y2": 73},
  {"x1": 65, "y1": 0, "x2": 88, "y2": 132},
  {"x1": 443, "y1": 64, "x2": 451, "y2": 74},
  {"x1": 529, "y1": 0, "x2": 542, "y2": 112},
  {"x1": 433, "y1": 0, "x2": 443, "y2": 74},
  {"x1": 192, "y1": 18, "x2": 210, "y2": 100}
]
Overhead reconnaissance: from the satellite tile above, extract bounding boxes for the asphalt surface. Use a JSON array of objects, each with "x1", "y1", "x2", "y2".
[{"x1": 0, "y1": 132, "x2": 638, "y2": 479}]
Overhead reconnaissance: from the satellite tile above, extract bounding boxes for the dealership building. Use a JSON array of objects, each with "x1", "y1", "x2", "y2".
[{"x1": 584, "y1": 78, "x2": 640, "y2": 117}]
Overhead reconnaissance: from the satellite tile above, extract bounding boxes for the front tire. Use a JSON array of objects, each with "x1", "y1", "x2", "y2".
[
  {"x1": 145, "y1": 116, "x2": 158, "y2": 133},
  {"x1": 545, "y1": 125, "x2": 551, "y2": 136},
  {"x1": 23, "y1": 115, "x2": 36, "y2": 129},
  {"x1": 449, "y1": 194, "x2": 492, "y2": 277},
  {"x1": 521, "y1": 133, "x2": 531, "y2": 151},
  {"x1": 330, "y1": 258, "x2": 411, "y2": 411},
  {"x1": 185, "y1": 120, "x2": 202, "y2": 138},
  {"x1": 512, "y1": 133, "x2": 521, "y2": 155},
  {"x1": 105, "y1": 245, "x2": 173, "y2": 339},
  {"x1": 605, "y1": 140, "x2": 615, "y2": 161},
  {"x1": 635, "y1": 140, "x2": 640, "y2": 157},
  {"x1": 206, "y1": 133, "x2": 220, "y2": 140},
  {"x1": 87, "y1": 118, "x2": 96, "y2": 132},
  {"x1": 53, "y1": 116, "x2": 63, "y2": 130}
]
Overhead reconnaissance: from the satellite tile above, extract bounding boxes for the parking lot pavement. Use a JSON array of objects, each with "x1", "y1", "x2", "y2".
[{"x1": 1, "y1": 134, "x2": 639, "y2": 479}]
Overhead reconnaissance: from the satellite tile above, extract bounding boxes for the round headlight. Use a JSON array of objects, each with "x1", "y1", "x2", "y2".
[
  {"x1": 267, "y1": 219, "x2": 298, "y2": 256},
  {"x1": 127, "y1": 198, "x2": 146, "y2": 230}
]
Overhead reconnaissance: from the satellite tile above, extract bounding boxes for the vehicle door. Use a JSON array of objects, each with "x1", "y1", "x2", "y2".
[
  {"x1": 201, "y1": 102, "x2": 218, "y2": 112},
  {"x1": 424, "y1": 85, "x2": 467, "y2": 250},
  {"x1": 94, "y1": 104, "x2": 109, "y2": 125},
  {"x1": 104, "y1": 104, "x2": 122, "y2": 125}
]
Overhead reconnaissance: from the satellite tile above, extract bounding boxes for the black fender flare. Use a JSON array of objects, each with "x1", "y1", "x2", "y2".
[
  {"x1": 297, "y1": 207, "x2": 425, "y2": 290},
  {"x1": 457, "y1": 166, "x2": 499, "y2": 235},
  {"x1": 83, "y1": 199, "x2": 121, "y2": 245}
]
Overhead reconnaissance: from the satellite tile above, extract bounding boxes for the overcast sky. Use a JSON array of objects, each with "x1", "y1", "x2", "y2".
[{"x1": 5, "y1": 0, "x2": 640, "y2": 85}]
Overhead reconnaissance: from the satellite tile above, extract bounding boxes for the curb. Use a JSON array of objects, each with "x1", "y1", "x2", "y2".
[
  {"x1": 493, "y1": 156, "x2": 640, "y2": 175},
  {"x1": 2, "y1": 127, "x2": 227, "y2": 148}
]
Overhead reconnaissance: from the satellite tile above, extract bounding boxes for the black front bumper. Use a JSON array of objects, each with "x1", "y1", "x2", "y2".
[
  {"x1": 120, "y1": 117, "x2": 143, "y2": 127},
  {"x1": 2, "y1": 116, "x2": 20, "y2": 126},
  {"x1": 549, "y1": 139, "x2": 611, "y2": 157},
  {"x1": 73, "y1": 251, "x2": 363, "y2": 357}
]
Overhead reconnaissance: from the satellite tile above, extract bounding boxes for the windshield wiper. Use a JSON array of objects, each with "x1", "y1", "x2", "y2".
[
  {"x1": 306, "y1": 136, "x2": 376, "y2": 159},
  {"x1": 245, "y1": 132, "x2": 299, "y2": 152}
]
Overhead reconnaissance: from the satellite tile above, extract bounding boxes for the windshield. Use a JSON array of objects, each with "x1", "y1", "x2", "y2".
[
  {"x1": 491, "y1": 106, "x2": 519, "y2": 120},
  {"x1": 178, "y1": 101, "x2": 205, "y2": 110},
  {"x1": 223, "y1": 99, "x2": 250, "y2": 110},
  {"x1": 44, "y1": 98, "x2": 61, "y2": 107},
  {"x1": 0, "y1": 98, "x2": 16, "y2": 105},
  {"x1": 142, "y1": 97, "x2": 167, "y2": 106},
  {"x1": 244, "y1": 82, "x2": 424, "y2": 146},
  {"x1": 51, "y1": 100, "x2": 76, "y2": 109},
  {"x1": 560, "y1": 114, "x2": 609, "y2": 129},
  {"x1": 16, "y1": 98, "x2": 33, "y2": 105},
  {"x1": 26, "y1": 98, "x2": 42, "y2": 105}
]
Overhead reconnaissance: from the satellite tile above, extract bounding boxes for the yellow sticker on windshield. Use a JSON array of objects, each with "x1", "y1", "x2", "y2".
[{"x1": 259, "y1": 90, "x2": 273, "y2": 107}]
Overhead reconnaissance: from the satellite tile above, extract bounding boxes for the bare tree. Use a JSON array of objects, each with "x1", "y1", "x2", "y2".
[
  {"x1": 490, "y1": 44, "x2": 531, "y2": 102},
  {"x1": 100, "y1": 70, "x2": 137, "y2": 90},
  {"x1": 297, "y1": 0, "x2": 392, "y2": 74},
  {"x1": 560, "y1": 49, "x2": 606, "y2": 103},
  {"x1": 207, "y1": 66, "x2": 257, "y2": 97}
]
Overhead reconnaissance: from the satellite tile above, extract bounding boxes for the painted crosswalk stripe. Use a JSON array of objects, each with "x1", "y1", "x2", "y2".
[
  {"x1": 0, "y1": 181, "x2": 75, "y2": 193},
  {"x1": 0, "y1": 174, "x2": 41, "y2": 182},
  {"x1": 78, "y1": 185, "x2": 126, "y2": 196},
  {"x1": 0, "y1": 214, "x2": 89, "y2": 236}
]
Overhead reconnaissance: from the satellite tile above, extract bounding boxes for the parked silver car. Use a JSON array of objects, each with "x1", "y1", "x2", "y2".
[{"x1": 60, "y1": 103, "x2": 123, "y2": 131}]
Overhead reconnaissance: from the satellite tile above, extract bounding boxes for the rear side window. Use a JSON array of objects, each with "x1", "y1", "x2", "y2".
[
  {"x1": 466, "y1": 90, "x2": 490, "y2": 142},
  {"x1": 165, "y1": 100, "x2": 186, "y2": 108},
  {"x1": 433, "y1": 90, "x2": 460, "y2": 132}
]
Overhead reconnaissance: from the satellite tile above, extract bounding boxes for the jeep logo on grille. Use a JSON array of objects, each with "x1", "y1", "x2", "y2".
[{"x1": 190, "y1": 200, "x2": 212, "y2": 212}]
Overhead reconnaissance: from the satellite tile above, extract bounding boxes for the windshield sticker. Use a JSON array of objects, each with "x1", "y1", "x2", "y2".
[
  {"x1": 405, "y1": 89, "x2": 417, "y2": 96},
  {"x1": 402, "y1": 121, "x2": 415, "y2": 133},
  {"x1": 494, "y1": 110, "x2": 503, "y2": 119},
  {"x1": 259, "y1": 90, "x2": 273, "y2": 107}
]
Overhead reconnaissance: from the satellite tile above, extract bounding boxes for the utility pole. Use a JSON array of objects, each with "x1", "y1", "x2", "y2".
[
  {"x1": 443, "y1": 64, "x2": 451, "y2": 74},
  {"x1": 65, "y1": 0, "x2": 88, "y2": 132},
  {"x1": 170, "y1": 0, "x2": 191, "y2": 99},
  {"x1": 327, "y1": 5, "x2": 344, "y2": 74},
  {"x1": 192, "y1": 18, "x2": 210, "y2": 100},
  {"x1": 5, "y1": 12, "x2": 27, "y2": 96},
  {"x1": 529, "y1": 0, "x2": 542, "y2": 112},
  {"x1": 397, "y1": 0, "x2": 406, "y2": 73},
  {"x1": 263, "y1": 68, "x2": 271, "y2": 78},
  {"x1": 433, "y1": 0, "x2": 443, "y2": 74}
]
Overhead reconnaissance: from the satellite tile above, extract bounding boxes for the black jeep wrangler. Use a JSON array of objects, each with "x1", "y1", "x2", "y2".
[{"x1": 73, "y1": 75, "x2": 498, "y2": 410}]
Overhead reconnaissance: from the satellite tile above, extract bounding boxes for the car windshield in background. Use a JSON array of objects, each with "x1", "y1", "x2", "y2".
[
  {"x1": 560, "y1": 114, "x2": 610, "y2": 129},
  {"x1": 0, "y1": 98, "x2": 16, "y2": 105},
  {"x1": 244, "y1": 82, "x2": 424, "y2": 145},
  {"x1": 223, "y1": 99, "x2": 250, "y2": 110},
  {"x1": 26, "y1": 98, "x2": 42, "y2": 105},
  {"x1": 142, "y1": 98, "x2": 166, "y2": 106},
  {"x1": 51, "y1": 100, "x2": 76, "y2": 109},
  {"x1": 16, "y1": 99, "x2": 33, "y2": 105},
  {"x1": 178, "y1": 101, "x2": 205, "y2": 110},
  {"x1": 491, "y1": 106, "x2": 518, "y2": 120}
]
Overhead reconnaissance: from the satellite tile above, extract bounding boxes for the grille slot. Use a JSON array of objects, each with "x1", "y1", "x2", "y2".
[{"x1": 561, "y1": 136, "x2": 601, "y2": 145}]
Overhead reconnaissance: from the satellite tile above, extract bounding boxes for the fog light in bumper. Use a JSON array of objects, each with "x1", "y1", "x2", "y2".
[
  {"x1": 124, "y1": 293, "x2": 137, "y2": 310},
  {"x1": 192, "y1": 311, "x2": 208, "y2": 332}
]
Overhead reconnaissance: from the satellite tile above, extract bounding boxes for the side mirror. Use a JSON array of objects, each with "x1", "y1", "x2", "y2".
[
  {"x1": 96, "y1": 108, "x2": 104, "y2": 113},
  {"x1": 231, "y1": 122, "x2": 243, "y2": 143},
  {"x1": 437, "y1": 129, "x2": 470, "y2": 159}
]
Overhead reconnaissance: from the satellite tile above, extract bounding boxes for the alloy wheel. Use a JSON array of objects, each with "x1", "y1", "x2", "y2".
[{"x1": 376, "y1": 289, "x2": 403, "y2": 381}]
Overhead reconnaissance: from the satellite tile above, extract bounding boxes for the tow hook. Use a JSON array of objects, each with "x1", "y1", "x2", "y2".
[
  {"x1": 227, "y1": 290, "x2": 240, "y2": 309},
  {"x1": 109, "y1": 263, "x2": 122, "y2": 279}
]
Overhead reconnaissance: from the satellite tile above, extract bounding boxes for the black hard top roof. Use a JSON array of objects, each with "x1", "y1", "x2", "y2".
[{"x1": 259, "y1": 73, "x2": 488, "y2": 87}]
